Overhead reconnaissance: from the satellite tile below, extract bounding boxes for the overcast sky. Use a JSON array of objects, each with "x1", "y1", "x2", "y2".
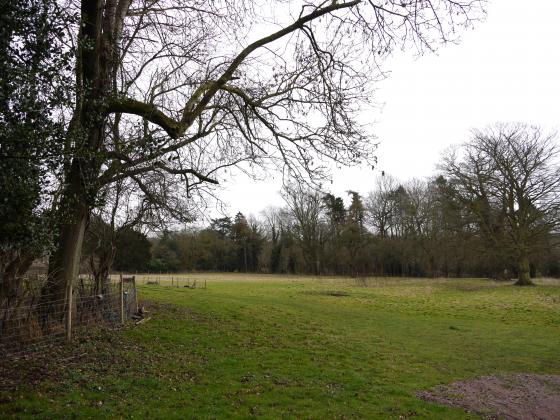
[{"x1": 211, "y1": 0, "x2": 560, "y2": 220}]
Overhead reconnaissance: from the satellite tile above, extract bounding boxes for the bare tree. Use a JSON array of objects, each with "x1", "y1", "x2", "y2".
[
  {"x1": 260, "y1": 206, "x2": 294, "y2": 273},
  {"x1": 84, "y1": 173, "x2": 185, "y2": 294},
  {"x1": 282, "y1": 185, "x2": 325, "y2": 274},
  {"x1": 440, "y1": 123, "x2": 560, "y2": 285},
  {"x1": 365, "y1": 174, "x2": 399, "y2": 237},
  {"x1": 44, "y1": 0, "x2": 485, "y2": 305},
  {"x1": 403, "y1": 179, "x2": 433, "y2": 236},
  {"x1": 261, "y1": 206, "x2": 285, "y2": 244}
]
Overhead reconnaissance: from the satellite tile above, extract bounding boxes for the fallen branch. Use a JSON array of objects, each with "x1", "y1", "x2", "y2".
[{"x1": 135, "y1": 317, "x2": 151, "y2": 325}]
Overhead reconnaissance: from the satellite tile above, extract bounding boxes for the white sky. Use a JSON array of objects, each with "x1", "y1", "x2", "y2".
[{"x1": 212, "y1": 0, "x2": 560, "y2": 220}]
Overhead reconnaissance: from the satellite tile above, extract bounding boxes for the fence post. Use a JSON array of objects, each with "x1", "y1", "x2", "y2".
[
  {"x1": 119, "y1": 274, "x2": 124, "y2": 324},
  {"x1": 65, "y1": 282, "x2": 73, "y2": 342},
  {"x1": 133, "y1": 275, "x2": 138, "y2": 314}
]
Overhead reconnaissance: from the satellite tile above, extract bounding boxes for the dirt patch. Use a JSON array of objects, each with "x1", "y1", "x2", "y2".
[{"x1": 417, "y1": 373, "x2": 560, "y2": 419}]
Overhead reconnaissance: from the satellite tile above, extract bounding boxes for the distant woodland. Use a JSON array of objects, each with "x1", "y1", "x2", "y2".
[{"x1": 93, "y1": 125, "x2": 560, "y2": 282}]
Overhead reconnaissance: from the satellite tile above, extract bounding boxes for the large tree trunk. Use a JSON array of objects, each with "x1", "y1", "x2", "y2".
[
  {"x1": 39, "y1": 0, "x2": 128, "y2": 325},
  {"x1": 515, "y1": 254, "x2": 533, "y2": 286},
  {"x1": 40, "y1": 160, "x2": 90, "y2": 326}
]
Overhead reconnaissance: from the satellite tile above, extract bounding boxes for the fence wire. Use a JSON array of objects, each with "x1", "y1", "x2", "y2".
[{"x1": 0, "y1": 274, "x2": 138, "y2": 358}]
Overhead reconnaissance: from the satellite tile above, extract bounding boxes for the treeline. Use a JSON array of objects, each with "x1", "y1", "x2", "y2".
[
  {"x1": 105, "y1": 159, "x2": 560, "y2": 280},
  {"x1": 82, "y1": 124, "x2": 560, "y2": 284}
]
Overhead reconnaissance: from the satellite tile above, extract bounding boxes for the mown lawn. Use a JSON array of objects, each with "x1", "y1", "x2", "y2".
[{"x1": 1, "y1": 275, "x2": 560, "y2": 418}]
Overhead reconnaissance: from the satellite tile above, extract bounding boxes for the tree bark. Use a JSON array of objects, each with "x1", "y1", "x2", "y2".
[
  {"x1": 40, "y1": 160, "x2": 89, "y2": 326},
  {"x1": 41, "y1": 0, "x2": 118, "y2": 322},
  {"x1": 0, "y1": 253, "x2": 34, "y2": 301},
  {"x1": 515, "y1": 254, "x2": 534, "y2": 286}
]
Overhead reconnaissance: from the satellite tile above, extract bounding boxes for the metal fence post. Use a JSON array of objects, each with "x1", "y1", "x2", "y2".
[
  {"x1": 119, "y1": 274, "x2": 124, "y2": 324},
  {"x1": 133, "y1": 275, "x2": 138, "y2": 313}
]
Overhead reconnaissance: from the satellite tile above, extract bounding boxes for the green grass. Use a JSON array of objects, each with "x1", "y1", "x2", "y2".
[{"x1": 2, "y1": 275, "x2": 560, "y2": 418}]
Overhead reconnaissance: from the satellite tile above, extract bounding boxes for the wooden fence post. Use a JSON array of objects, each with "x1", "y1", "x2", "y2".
[
  {"x1": 119, "y1": 274, "x2": 124, "y2": 324},
  {"x1": 65, "y1": 282, "x2": 73, "y2": 342}
]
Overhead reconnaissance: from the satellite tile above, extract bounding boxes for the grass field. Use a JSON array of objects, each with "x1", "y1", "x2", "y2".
[{"x1": 2, "y1": 274, "x2": 560, "y2": 418}]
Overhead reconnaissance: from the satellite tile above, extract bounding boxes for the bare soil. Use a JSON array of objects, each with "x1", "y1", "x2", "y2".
[{"x1": 417, "y1": 373, "x2": 560, "y2": 419}]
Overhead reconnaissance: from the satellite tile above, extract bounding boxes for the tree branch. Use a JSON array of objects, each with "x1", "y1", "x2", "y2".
[{"x1": 106, "y1": 1, "x2": 362, "y2": 137}]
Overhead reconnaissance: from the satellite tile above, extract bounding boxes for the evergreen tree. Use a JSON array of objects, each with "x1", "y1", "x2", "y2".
[{"x1": 0, "y1": 0, "x2": 73, "y2": 298}]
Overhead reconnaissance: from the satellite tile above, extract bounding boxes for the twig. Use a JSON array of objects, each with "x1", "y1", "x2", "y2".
[
  {"x1": 135, "y1": 317, "x2": 151, "y2": 325},
  {"x1": 59, "y1": 352, "x2": 88, "y2": 363}
]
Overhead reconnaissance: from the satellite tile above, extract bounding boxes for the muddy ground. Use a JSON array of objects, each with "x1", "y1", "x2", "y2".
[{"x1": 417, "y1": 373, "x2": 560, "y2": 419}]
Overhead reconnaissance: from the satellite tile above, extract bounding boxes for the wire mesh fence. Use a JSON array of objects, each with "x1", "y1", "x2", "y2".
[
  {"x1": 0, "y1": 274, "x2": 138, "y2": 359},
  {"x1": 130, "y1": 274, "x2": 207, "y2": 289}
]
